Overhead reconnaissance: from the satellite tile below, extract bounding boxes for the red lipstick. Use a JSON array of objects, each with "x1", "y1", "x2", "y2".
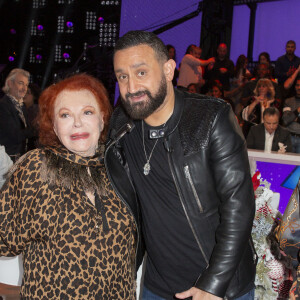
[{"x1": 70, "y1": 132, "x2": 90, "y2": 140}]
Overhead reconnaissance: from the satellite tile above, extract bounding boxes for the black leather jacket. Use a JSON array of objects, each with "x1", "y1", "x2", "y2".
[{"x1": 106, "y1": 89, "x2": 256, "y2": 299}]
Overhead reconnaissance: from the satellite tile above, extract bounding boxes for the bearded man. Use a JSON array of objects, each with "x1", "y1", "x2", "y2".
[{"x1": 106, "y1": 30, "x2": 256, "y2": 300}]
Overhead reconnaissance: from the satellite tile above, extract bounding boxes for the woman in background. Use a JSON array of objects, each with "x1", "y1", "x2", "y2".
[
  {"x1": 242, "y1": 78, "x2": 280, "y2": 137},
  {"x1": 254, "y1": 52, "x2": 275, "y2": 79}
]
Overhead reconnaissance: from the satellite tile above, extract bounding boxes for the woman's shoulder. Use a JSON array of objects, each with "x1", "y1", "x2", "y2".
[{"x1": 8, "y1": 148, "x2": 46, "y2": 177}]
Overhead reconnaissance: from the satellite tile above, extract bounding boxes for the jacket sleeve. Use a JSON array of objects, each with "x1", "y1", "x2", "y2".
[
  {"x1": 195, "y1": 105, "x2": 255, "y2": 297},
  {"x1": 282, "y1": 100, "x2": 299, "y2": 126},
  {"x1": 246, "y1": 127, "x2": 256, "y2": 149},
  {"x1": 283, "y1": 130, "x2": 293, "y2": 152}
]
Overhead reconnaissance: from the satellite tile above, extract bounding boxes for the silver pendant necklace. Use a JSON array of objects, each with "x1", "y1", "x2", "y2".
[{"x1": 141, "y1": 121, "x2": 162, "y2": 176}]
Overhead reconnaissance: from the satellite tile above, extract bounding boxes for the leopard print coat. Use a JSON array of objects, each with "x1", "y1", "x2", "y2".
[{"x1": 0, "y1": 146, "x2": 137, "y2": 299}]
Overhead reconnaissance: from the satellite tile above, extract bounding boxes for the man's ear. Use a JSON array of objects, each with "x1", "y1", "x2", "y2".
[
  {"x1": 163, "y1": 59, "x2": 176, "y2": 82},
  {"x1": 7, "y1": 79, "x2": 13, "y2": 89}
]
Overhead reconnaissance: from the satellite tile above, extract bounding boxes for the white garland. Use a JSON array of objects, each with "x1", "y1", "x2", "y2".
[{"x1": 252, "y1": 176, "x2": 284, "y2": 299}]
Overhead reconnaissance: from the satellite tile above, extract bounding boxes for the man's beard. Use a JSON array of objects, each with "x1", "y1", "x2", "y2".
[{"x1": 120, "y1": 75, "x2": 167, "y2": 120}]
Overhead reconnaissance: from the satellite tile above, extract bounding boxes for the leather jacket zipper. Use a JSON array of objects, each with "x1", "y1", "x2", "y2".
[
  {"x1": 104, "y1": 139, "x2": 139, "y2": 268},
  {"x1": 184, "y1": 165, "x2": 203, "y2": 213},
  {"x1": 166, "y1": 146, "x2": 209, "y2": 265}
]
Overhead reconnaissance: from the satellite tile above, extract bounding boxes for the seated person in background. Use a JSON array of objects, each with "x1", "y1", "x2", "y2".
[
  {"x1": 230, "y1": 54, "x2": 252, "y2": 116},
  {"x1": 253, "y1": 52, "x2": 275, "y2": 79},
  {"x1": 187, "y1": 83, "x2": 200, "y2": 93},
  {"x1": 204, "y1": 43, "x2": 234, "y2": 91},
  {"x1": 283, "y1": 64, "x2": 300, "y2": 98},
  {"x1": 241, "y1": 63, "x2": 281, "y2": 108},
  {"x1": 208, "y1": 80, "x2": 235, "y2": 112},
  {"x1": 242, "y1": 78, "x2": 280, "y2": 137},
  {"x1": 282, "y1": 77, "x2": 300, "y2": 153},
  {"x1": 246, "y1": 107, "x2": 292, "y2": 152},
  {"x1": 177, "y1": 45, "x2": 215, "y2": 90},
  {"x1": 232, "y1": 54, "x2": 252, "y2": 86}
]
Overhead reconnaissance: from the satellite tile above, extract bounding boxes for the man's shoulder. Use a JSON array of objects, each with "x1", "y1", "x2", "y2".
[
  {"x1": 249, "y1": 123, "x2": 265, "y2": 133},
  {"x1": 0, "y1": 95, "x2": 14, "y2": 112},
  {"x1": 182, "y1": 91, "x2": 227, "y2": 110},
  {"x1": 180, "y1": 91, "x2": 229, "y2": 125},
  {"x1": 0, "y1": 95, "x2": 10, "y2": 105},
  {"x1": 276, "y1": 54, "x2": 286, "y2": 62},
  {"x1": 182, "y1": 54, "x2": 193, "y2": 61}
]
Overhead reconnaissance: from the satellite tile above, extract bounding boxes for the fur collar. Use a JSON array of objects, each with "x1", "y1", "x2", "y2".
[{"x1": 41, "y1": 146, "x2": 106, "y2": 195}]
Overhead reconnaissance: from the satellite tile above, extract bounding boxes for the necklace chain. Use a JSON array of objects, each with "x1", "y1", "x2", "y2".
[{"x1": 142, "y1": 120, "x2": 165, "y2": 176}]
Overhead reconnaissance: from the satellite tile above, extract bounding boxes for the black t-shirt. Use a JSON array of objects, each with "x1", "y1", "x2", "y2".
[{"x1": 123, "y1": 120, "x2": 207, "y2": 299}]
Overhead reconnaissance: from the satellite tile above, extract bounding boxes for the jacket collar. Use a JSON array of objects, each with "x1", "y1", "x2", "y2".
[{"x1": 163, "y1": 88, "x2": 184, "y2": 136}]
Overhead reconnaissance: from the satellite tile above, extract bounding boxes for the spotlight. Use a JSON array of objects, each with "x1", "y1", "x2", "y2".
[
  {"x1": 10, "y1": 28, "x2": 16, "y2": 34},
  {"x1": 66, "y1": 21, "x2": 73, "y2": 28},
  {"x1": 37, "y1": 24, "x2": 44, "y2": 31},
  {"x1": 8, "y1": 56, "x2": 15, "y2": 62}
]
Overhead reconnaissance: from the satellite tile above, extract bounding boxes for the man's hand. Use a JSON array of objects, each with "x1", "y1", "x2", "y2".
[
  {"x1": 175, "y1": 287, "x2": 222, "y2": 300},
  {"x1": 208, "y1": 57, "x2": 215, "y2": 64},
  {"x1": 287, "y1": 66, "x2": 297, "y2": 77}
]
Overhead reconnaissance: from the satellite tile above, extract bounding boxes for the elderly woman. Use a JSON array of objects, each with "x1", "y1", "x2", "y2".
[{"x1": 0, "y1": 74, "x2": 141, "y2": 299}]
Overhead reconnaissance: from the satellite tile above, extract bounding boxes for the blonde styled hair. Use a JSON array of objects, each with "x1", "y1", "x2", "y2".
[{"x1": 253, "y1": 78, "x2": 275, "y2": 100}]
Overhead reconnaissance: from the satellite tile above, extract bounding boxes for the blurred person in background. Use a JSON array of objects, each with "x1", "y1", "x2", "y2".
[{"x1": 0, "y1": 68, "x2": 35, "y2": 162}]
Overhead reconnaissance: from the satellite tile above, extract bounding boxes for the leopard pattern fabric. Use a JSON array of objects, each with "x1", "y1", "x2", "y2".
[{"x1": 0, "y1": 147, "x2": 137, "y2": 299}]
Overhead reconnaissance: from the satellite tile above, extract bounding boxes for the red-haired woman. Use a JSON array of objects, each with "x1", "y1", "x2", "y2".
[{"x1": 0, "y1": 73, "x2": 142, "y2": 299}]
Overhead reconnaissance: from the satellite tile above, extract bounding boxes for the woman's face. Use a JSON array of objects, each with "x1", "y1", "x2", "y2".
[
  {"x1": 53, "y1": 89, "x2": 103, "y2": 157},
  {"x1": 258, "y1": 84, "x2": 268, "y2": 96},
  {"x1": 168, "y1": 47, "x2": 175, "y2": 60},
  {"x1": 211, "y1": 86, "x2": 222, "y2": 98},
  {"x1": 259, "y1": 55, "x2": 268, "y2": 65}
]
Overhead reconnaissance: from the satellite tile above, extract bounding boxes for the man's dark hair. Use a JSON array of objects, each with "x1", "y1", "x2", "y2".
[
  {"x1": 185, "y1": 44, "x2": 196, "y2": 55},
  {"x1": 114, "y1": 30, "x2": 169, "y2": 62},
  {"x1": 286, "y1": 40, "x2": 296, "y2": 47},
  {"x1": 263, "y1": 107, "x2": 280, "y2": 118}
]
